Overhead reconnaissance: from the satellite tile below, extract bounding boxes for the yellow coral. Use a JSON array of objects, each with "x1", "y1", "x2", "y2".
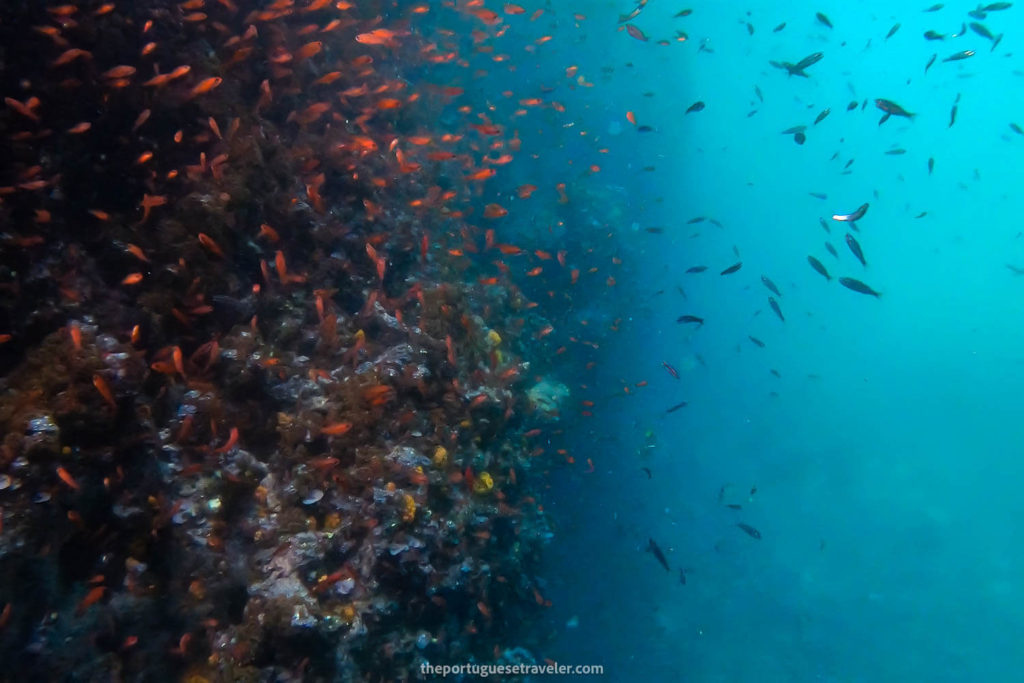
[
  {"x1": 486, "y1": 330, "x2": 502, "y2": 346},
  {"x1": 402, "y1": 493, "x2": 416, "y2": 522},
  {"x1": 473, "y1": 471, "x2": 494, "y2": 494},
  {"x1": 433, "y1": 446, "x2": 448, "y2": 467}
]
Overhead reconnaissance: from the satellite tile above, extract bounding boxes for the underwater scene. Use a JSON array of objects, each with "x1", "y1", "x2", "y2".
[{"x1": 0, "y1": 0, "x2": 1022, "y2": 680}]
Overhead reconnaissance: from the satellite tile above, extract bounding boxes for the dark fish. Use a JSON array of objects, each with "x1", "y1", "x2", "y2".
[
  {"x1": 808, "y1": 255, "x2": 832, "y2": 280},
  {"x1": 814, "y1": 108, "x2": 830, "y2": 125},
  {"x1": 750, "y1": 486, "x2": 757, "y2": 496},
  {"x1": 816, "y1": 12, "x2": 833, "y2": 28},
  {"x1": 665, "y1": 401, "x2": 688, "y2": 413},
  {"x1": 832, "y1": 202, "x2": 869, "y2": 222},
  {"x1": 662, "y1": 361, "x2": 680, "y2": 379},
  {"x1": 736, "y1": 523, "x2": 762, "y2": 539},
  {"x1": 643, "y1": 166, "x2": 657, "y2": 172},
  {"x1": 825, "y1": 242, "x2": 838, "y2": 258},
  {"x1": 674, "y1": 8, "x2": 693, "y2": 17},
  {"x1": 717, "y1": 484, "x2": 728, "y2": 503},
  {"x1": 795, "y1": 51, "x2": 824, "y2": 70},
  {"x1": 686, "y1": 101, "x2": 705, "y2": 114},
  {"x1": 794, "y1": 131, "x2": 806, "y2": 145},
  {"x1": 761, "y1": 275, "x2": 782, "y2": 296},
  {"x1": 968, "y1": 8, "x2": 987, "y2": 18},
  {"x1": 1011, "y1": 122, "x2": 1024, "y2": 135},
  {"x1": 970, "y1": 22, "x2": 995, "y2": 40},
  {"x1": 886, "y1": 23, "x2": 900, "y2": 39},
  {"x1": 983, "y1": 2, "x2": 1012, "y2": 10},
  {"x1": 677, "y1": 285, "x2": 687, "y2": 299},
  {"x1": 732, "y1": 245, "x2": 741, "y2": 258},
  {"x1": 1006, "y1": 264, "x2": 1024, "y2": 275},
  {"x1": 746, "y1": 22, "x2": 754, "y2": 35},
  {"x1": 819, "y1": 217, "x2": 830, "y2": 234},
  {"x1": 846, "y1": 100, "x2": 858, "y2": 111},
  {"x1": 720, "y1": 262, "x2": 742, "y2": 275},
  {"x1": 928, "y1": 157, "x2": 935, "y2": 174},
  {"x1": 773, "y1": 22, "x2": 786, "y2": 32},
  {"x1": 876, "y1": 98, "x2": 914, "y2": 119},
  {"x1": 923, "y1": 3, "x2": 944, "y2": 10},
  {"x1": 885, "y1": 148, "x2": 907, "y2": 155},
  {"x1": 844, "y1": 159, "x2": 855, "y2": 169},
  {"x1": 915, "y1": 211, "x2": 928, "y2": 218},
  {"x1": 925, "y1": 53, "x2": 937, "y2": 73},
  {"x1": 754, "y1": 85, "x2": 763, "y2": 102},
  {"x1": 642, "y1": 467, "x2": 653, "y2": 479},
  {"x1": 677, "y1": 315, "x2": 704, "y2": 325},
  {"x1": 637, "y1": 125, "x2": 655, "y2": 132},
  {"x1": 923, "y1": 30, "x2": 945, "y2": 40},
  {"x1": 768, "y1": 296, "x2": 785, "y2": 322},
  {"x1": 810, "y1": 192, "x2": 827, "y2": 200},
  {"x1": 688, "y1": 216, "x2": 706, "y2": 224},
  {"x1": 781, "y1": 125, "x2": 807, "y2": 134},
  {"x1": 645, "y1": 227, "x2": 664, "y2": 233},
  {"x1": 686, "y1": 265, "x2": 707, "y2": 273},
  {"x1": 647, "y1": 538, "x2": 670, "y2": 571},
  {"x1": 991, "y1": 33, "x2": 1003, "y2": 51},
  {"x1": 748, "y1": 335, "x2": 765, "y2": 348},
  {"x1": 726, "y1": 504, "x2": 742, "y2": 510},
  {"x1": 943, "y1": 50, "x2": 975, "y2": 62},
  {"x1": 709, "y1": 218, "x2": 724, "y2": 228},
  {"x1": 838, "y1": 277, "x2": 882, "y2": 297},
  {"x1": 770, "y1": 369, "x2": 781, "y2": 378},
  {"x1": 949, "y1": 103, "x2": 958, "y2": 127},
  {"x1": 845, "y1": 233, "x2": 867, "y2": 266}
]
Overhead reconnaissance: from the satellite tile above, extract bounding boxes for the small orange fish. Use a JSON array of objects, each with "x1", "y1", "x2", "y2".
[
  {"x1": 214, "y1": 426, "x2": 238, "y2": 453},
  {"x1": 76, "y1": 586, "x2": 106, "y2": 615},
  {"x1": 56, "y1": 466, "x2": 80, "y2": 490},
  {"x1": 69, "y1": 321, "x2": 82, "y2": 350},
  {"x1": 121, "y1": 272, "x2": 144, "y2": 285},
  {"x1": 92, "y1": 374, "x2": 117, "y2": 408},
  {"x1": 483, "y1": 203, "x2": 508, "y2": 219},
  {"x1": 187, "y1": 76, "x2": 222, "y2": 99},
  {"x1": 321, "y1": 421, "x2": 352, "y2": 436},
  {"x1": 67, "y1": 121, "x2": 91, "y2": 134},
  {"x1": 198, "y1": 233, "x2": 225, "y2": 258}
]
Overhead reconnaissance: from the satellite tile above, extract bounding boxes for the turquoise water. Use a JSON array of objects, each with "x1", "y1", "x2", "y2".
[{"x1": 532, "y1": 1, "x2": 1024, "y2": 681}]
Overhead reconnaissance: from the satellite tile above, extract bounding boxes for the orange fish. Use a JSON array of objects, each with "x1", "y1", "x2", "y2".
[
  {"x1": 57, "y1": 466, "x2": 80, "y2": 490},
  {"x1": 483, "y1": 203, "x2": 508, "y2": 219},
  {"x1": 198, "y1": 233, "x2": 225, "y2": 258},
  {"x1": 187, "y1": 76, "x2": 222, "y2": 99},
  {"x1": 214, "y1": 426, "x2": 239, "y2": 453},
  {"x1": 121, "y1": 273, "x2": 144, "y2": 285},
  {"x1": 355, "y1": 28, "x2": 400, "y2": 46},
  {"x1": 92, "y1": 374, "x2": 117, "y2": 408},
  {"x1": 76, "y1": 586, "x2": 106, "y2": 615},
  {"x1": 67, "y1": 121, "x2": 91, "y2": 134},
  {"x1": 321, "y1": 421, "x2": 352, "y2": 436}
]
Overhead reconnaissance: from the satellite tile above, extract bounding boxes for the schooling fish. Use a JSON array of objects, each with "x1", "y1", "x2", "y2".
[
  {"x1": 736, "y1": 523, "x2": 762, "y2": 539},
  {"x1": 875, "y1": 98, "x2": 914, "y2": 125},
  {"x1": 825, "y1": 242, "x2": 839, "y2": 258},
  {"x1": 808, "y1": 255, "x2": 832, "y2": 280},
  {"x1": 665, "y1": 401, "x2": 688, "y2": 413},
  {"x1": 839, "y1": 276, "x2": 882, "y2": 297},
  {"x1": 686, "y1": 265, "x2": 708, "y2": 273},
  {"x1": 686, "y1": 101, "x2": 705, "y2": 114},
  {"x1": 647, "y1": 538, "x2": 671, "y2": 571},
  {"x1": 768, "y1": 296, "x2": 785, "y2": 322},
  {"x1": 816, "y1": 12, "x2": 833, "y2": 28},
  {"x1": 924, "y1": 30, "x2": 945, "y2": 40},
  {"x1": 924, "y1": 3, "x2": 944, "y2": 10},
  {"x1": 886, "y1": 23, "x2": 900, "y2": 39},
  {"x1": 748, "y1": 335, "x2": 765, "y2": 347},
  {"x1": 720, "y1": 261, "x2": 742, "y2": 275},
  {"x1": 819, "y1": 217, "x2": 831, "y2": 234},
  {"x1": 761, "y1": 275, "x2": 782, "y2": 296},
  {"x1": 845, "y1": 233, "x2": 867, "y2": 266},
  {"x1": 943, "y1": 50, "x2": 975, "y2": 62},
  {"x1": 814, "y1": 108, "x2": 830, "y2": 125},
  {"x1": 832, "y1": 202, "x2": 869, "y2": 222},
  {"x1": 662, "y1": 361, "x2": 680, "y2": 379},
  {"x1": 677, "y1": 315, "x2": 704, "y2": 325},
  {"x1": 925, "y1": 53, "x2": 938, "y2": 73}
]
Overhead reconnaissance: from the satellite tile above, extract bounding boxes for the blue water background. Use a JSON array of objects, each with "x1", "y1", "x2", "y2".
[{"x1": 501, "y1": 1, "x2": 1024, "y2": 681}]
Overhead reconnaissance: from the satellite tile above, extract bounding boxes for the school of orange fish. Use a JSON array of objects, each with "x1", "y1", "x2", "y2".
[{"x1": 0, "y1": 0, "x2": 635, "y2": 679}]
